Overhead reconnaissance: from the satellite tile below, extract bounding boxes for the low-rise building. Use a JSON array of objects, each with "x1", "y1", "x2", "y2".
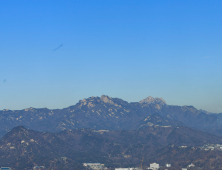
[
  {"x1": 188, "y1": 163, "x2": 195, "y2": 168},
  {"x1": 33, "y1": 166, "x2": 45, "y2": 169},
  {"x1": 165, "y1": 164, "x2": 171, "y2": 167},
  {"x1": 83, "y1": 163, "x2": 107, "y2": 170},
  {"x1": 208, "y1": 146, "x2": 215, "y2": 150},
  {"x1": 115, "y1": 168, "x2": 141, "y2": 170},
  {"x1": 0, "y1": 168, "x2": 12, "y2": 170},
  {"x1": 61, "y1": 157, "x2": 67, "y2": 161},
  {"x1": 116, "y1": 168, "x2": 133, "y2": 170},
  {"x1": 148, "y1": 163, "x2": 159, "y2": 170}
]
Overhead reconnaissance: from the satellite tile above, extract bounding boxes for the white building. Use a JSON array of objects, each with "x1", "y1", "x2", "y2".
[
  {"x1": 208, "y1": 146, "x2": 215, "y2": 150},
  {"x1": 115, "y1": 168, "x2": 139, "y2": 170},
  {"x1": 83, "y1": 163, "x2": 107, "y2": 170},
  {"x1": 188, "y1": 163, "x2": 195, "y2": 168},
  {"x1": 166, "y1": 164, "x2": 171, "y2": 167},
  {"x1": 149, "y1": 163, "x2": 159, "y2": 170}
]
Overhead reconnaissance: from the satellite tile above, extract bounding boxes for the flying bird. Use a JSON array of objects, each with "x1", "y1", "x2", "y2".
[{"x1": 53, "y1": 44, "x2": 63, "y2": 51}]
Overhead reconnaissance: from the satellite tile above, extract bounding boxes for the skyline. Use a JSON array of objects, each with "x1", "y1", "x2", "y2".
[
  {"x1": 1, "y1": 0, "x2": 222, "y2": 113},
  {"x1": 0, "y1": 94, "x2": 217, "y2": 114}
]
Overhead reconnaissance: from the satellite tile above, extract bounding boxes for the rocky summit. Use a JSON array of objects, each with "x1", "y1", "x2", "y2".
[{"x1": 139, "y1": 96, "x2": 166, "y2": 105}]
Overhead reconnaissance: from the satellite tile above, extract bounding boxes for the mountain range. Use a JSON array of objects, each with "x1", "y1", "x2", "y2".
[
  {"x1": 1, "y1": 95, "x2": 222, "y2": 169},
  {"x1": 0, "y1": 95, "x2": 222, "y2": 137}
]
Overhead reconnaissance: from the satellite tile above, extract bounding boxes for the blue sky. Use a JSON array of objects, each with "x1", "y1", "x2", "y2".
[{"x1": 1, "y1": 0, "x2": 222, "y2": 113}]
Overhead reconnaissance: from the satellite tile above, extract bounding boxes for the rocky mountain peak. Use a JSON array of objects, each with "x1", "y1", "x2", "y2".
[
  {"x1": 11, "y1": 126, "x2": 28, "y2": 133},
  {"x1": 139, "y1": 96, "x2": 166, "y2": 105},
  {"x1": 2, "y1": 126, "x2": 29, "y2": 140},
  {"x1": 24, "y1": 107, "x2": 35, "y2": 111},
  {"x1": 100, "y1": 95, "x2": 114, "y2": 104},
  {"x1": 77, "y1": 95, "x2": 115, "y2": 109}
]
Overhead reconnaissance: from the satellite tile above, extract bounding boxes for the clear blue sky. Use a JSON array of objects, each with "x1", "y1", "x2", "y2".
[{"x1": 1, "y1": 0, "x2": 222, "y2": 113}]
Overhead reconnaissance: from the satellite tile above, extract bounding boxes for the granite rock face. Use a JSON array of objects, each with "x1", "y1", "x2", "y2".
[{"x1": 139, "y1": 96, "x2": 166, "y2": 106}]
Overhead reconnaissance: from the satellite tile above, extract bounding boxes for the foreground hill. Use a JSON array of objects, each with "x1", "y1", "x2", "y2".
[
  {"x1": 0, "y1": 126, "x2": 222, "y2": 169},
  {"x1": 0, "y1": 95, "x2": 222, "y2": 137}
]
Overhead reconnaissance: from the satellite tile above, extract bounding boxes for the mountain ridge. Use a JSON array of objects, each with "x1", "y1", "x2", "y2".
[{"x1": 0, "y1": 95, "x2": 222, "y2": 138}]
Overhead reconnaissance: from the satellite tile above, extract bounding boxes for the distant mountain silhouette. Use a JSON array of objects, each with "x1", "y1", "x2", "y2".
[{"x1": 0, "y1": 95, "x2": 222, "y2": 138}]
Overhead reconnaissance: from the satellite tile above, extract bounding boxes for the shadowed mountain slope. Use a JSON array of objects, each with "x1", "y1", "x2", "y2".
[{"x1": 0, "y1": 126, "x2": 222, "y2": 170}]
